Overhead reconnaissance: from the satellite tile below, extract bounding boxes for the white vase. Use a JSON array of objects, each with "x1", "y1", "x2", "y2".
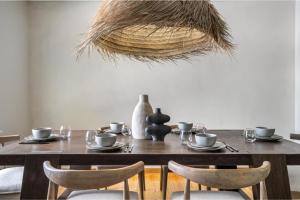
[{"x1": 132, "y1": 94, "x2": 153, "y2": 139}]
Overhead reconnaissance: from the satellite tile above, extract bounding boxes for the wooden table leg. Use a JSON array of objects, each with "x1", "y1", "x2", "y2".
[
  {"x1": 21, "y1": 155, "x2": 59, "y2": 199},
  {"x1": 252, "y1": 154, "x2": 291, "y2": 200},
  {"x1": 162, "y1": 165, "x2": 168, "y2": 200}
]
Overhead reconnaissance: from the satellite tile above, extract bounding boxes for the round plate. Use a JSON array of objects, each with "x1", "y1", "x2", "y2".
[
  {"x1": 87, "y1": 142, "x2": 125, "y2": 151},
  {"x1": 187, "y1": 141, "x2": 226, "y2": 151},
  {"x1": 256, "y1": 134, "x2": 283, "y2": 141},
  {"x1": 190, "y1": 141, "x2": 224, "y2": 149},
  {"x1": 104, "y1": 129, "x2": 122, "y2": 134},
  {"x1": 25, "y1": 134, "x2": 61, "y2": 142}
]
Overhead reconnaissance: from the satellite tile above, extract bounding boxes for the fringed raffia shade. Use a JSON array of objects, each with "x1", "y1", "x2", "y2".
[{"x1": 78, "y1": 0, "x2": 233, "y2": 61}]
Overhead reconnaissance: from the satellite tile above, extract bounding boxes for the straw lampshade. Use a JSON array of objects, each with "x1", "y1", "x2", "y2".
[{"x1": 78, "y1": 0, "x2": 233, "y2": 61}]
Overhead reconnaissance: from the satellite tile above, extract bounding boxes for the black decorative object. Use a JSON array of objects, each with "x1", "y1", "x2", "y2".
[{"x1": 145, "y1": 108, "x2": 171, "y2": 142}]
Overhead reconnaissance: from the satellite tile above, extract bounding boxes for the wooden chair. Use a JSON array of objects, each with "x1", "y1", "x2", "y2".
[
  {"x1": 290, "y1": 133, "x2": 300, "y2": 199},
  {"x1": 168, "y1": 160, "x2": 271, "y2": 200},
  {"x1": 160, "y1": 125, "x2": 212, "y2": 199},
  {"x1": 97, "y1": 126, "x2": 146, "y2": 191},
  {"x1": 43, "y1": 161, "x2": 145, "y2": 200},
  {"x1": 0, "y1": 134, "x2": 23, "y2": 200}
]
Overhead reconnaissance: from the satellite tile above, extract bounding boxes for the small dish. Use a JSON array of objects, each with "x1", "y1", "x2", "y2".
[
  {"x1": 24, "y1": 134, "x2": 61, "y2": 142},
  {"x1": 177, "y1": 122, "x2": 193, "y2": 132},
  {"x1": 255, "y1": 127, "x2": 275, "y2": 138},
  {"x1": 189, "y1": 141, "x2": 225, "y2": 149},
  {"x1": 95, "y1": 133, "x2": 117, "y2": 147},
  {"x1": 32, "y1": 127, "x2": 52, "y2": 139},
  {"x1": 187, "y1": 141, "x2": 226, "y2": 152},
  {"x1": 110, "y1": 122, "x2": 124, "y2": 133},
  {"x1": 87, "y1": 142, "x2": 125, "y2": 152},
  {"x1": 256, "y1": 134, "x2": 283, "y2": 141},
  {"x1": 195, "y1": 133, "x2": 217, "y2": 147}
]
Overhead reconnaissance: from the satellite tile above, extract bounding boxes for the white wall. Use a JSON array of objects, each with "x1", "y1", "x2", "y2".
[
  {"x1": 0, "y1": 1, "x2": 30, "y2": 136},
  {"x1": 28, "y1": 1, "x2": 295, "y2": 136},
  {"x1": 290, "y1": 0, "x2": 300, "y2": 191},
  {"x1": 296, "y1": 0, "x2": 300, "y2": 132}
]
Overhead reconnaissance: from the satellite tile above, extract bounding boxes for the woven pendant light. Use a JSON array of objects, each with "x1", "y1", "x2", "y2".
[{"x1": 77, "y1": 0, "x2": 233, "y2": 61}]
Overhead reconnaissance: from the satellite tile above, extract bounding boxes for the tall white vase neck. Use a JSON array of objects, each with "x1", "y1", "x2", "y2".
[
  {"x1": 132, "y1": 94, "x2": 153, "y2": 140},
  {"x1": 139, "y1": 95, "x2": 149, "y2": 103}
]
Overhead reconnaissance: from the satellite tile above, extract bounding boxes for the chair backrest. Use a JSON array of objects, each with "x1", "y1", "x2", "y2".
[
  {"x1": 0, "y1": 135, "x2": 20, "y2": 147},
  {"x1": 44, "y1": 161, "x2": 144, "y2": 190},
  {"x1": 168, "y1": 160, "x2": 270, "y2": 189}
]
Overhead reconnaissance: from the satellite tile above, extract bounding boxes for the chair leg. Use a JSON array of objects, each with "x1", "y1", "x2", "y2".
[
  {"x1": 198, "y1": 184, "x2": 202, "y2": 190},
  {"x1": 160, "y1": 165, "x2": 163, "y2": 191},
  {"x1": 142, "y1": 170, "x2": 146, "y2": 191},
  {"x1": 162, "y1": 165, "x2": 168, "y2": 200},
  {"x1": 138, "y1": 171, "x2": 144, "y2": 200}
]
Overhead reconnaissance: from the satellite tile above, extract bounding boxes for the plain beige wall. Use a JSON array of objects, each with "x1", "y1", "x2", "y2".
[
  {"x1": 28, "y1": 1, "x2": 295, "y2": 135},
  {"x1": 0, "y1": 1, "x2": 30, "y2": 136},
  {"x1": 296, "y1": 0, "x2": 300, "y2": 132}
]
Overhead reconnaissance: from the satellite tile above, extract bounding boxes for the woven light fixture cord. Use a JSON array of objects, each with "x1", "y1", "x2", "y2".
[{"x1": 77, "y1": 0, "x2": 233, "y2": 61}]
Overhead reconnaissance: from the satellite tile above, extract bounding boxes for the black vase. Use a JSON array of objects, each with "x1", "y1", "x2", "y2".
[{"x1": 145, "y1": 108, "x2": 171, "y2": 142}]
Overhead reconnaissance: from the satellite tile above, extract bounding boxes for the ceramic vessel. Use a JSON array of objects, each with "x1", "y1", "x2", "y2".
[
  {"x1": 177, "y1": 122, "x2": 193, "y2": 132},
  {"x1": 95, "y1": 133, "x2": 117, "y2": 147},
  {"x1": 255, "y1": 127, "x2": 275, "y2": 137},
  {"x1": 195, "y1": 133, "x2": 217, "y2": 147},
  {"x1": 132, "y1": 95, "x2": 153, "y2": 139},
  {"x1": 145, "y1": 108, "x2": 171, "y2": 141},
  {"x1": 32, "y1": 128, "x2": 52, "y2": 139},
  {"x1": 110, "y1": 122, "x2": 124, "y2": 133}
]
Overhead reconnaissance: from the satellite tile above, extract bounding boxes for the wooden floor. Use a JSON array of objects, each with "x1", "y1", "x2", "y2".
[{"x1": 59, "y1": 168, "x2": 253, "y2": 200}]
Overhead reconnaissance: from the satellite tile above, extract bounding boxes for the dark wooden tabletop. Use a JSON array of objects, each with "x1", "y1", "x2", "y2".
[
  {"x1": 0, "y1": 130, "x2": 299, "y2": 199},
  {"x1": 0, "y1": 130, "x2": 300, "y2": 165}
]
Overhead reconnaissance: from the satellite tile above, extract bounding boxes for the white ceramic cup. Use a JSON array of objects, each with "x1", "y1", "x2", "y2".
[
  {"x1": 110, "y1": 122, "x2": 124, "y2": 133},
  {"x1": 32, "y1": 128, "x2": 52, "y2": 139},
  {"x1": 195, "y1": 133, "x2": 217, "y2": 147},
  {"x1": 177, "y1": 122, "x2": 193, "y2": 132},
  {"x1": 95, "y1": 133, "x2": 117, "y2": 147}
]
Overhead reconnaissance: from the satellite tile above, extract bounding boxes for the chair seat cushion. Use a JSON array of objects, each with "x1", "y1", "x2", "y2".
[
  {"x1": 0, "y1": 167, "x2": 24, "y2": 194},
  {"x1": 171, "y1": 191, "x2": 246, "y2": 200},
  {"x1": 0, "y1": 193, "x2": 20, "y2": 200},
  {"x1": 67, "y1": 189, "x2": 138, "y2": 200}
]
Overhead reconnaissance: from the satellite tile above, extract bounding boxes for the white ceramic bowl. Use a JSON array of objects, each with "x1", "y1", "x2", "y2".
[
  {"x1": 110, "y1": 122, "x2": 124, "y2": 133},
  {"x1": 177, "y1": 122, "x2": 193, "y2": 132},
  {"x1": 95, "y1": 133, "x2": 117, "y2": 147},
  {"x1": 195, "y1": 133, "x2": 217, "y2": 147},
  {"x1": 32, "y1": 128, "x2": 52, "y2": 139},
  {"x1": 255, "y1": 127, "x2": 275, "y2": 137}
]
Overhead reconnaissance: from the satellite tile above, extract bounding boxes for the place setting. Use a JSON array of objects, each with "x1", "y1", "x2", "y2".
[
  {"x1": 244, "y1": 127, "x2": 283, "y2": 143},
  {"x1": 98, "y1": 122, "x2": 132, "y2": 136},
  {"x1": 177, "y1": 122, "x2": 237, "y2": 152},
  {"x1": 86, "y1": 122, "x2": 132, "y2": 152},
  {"x1": 20, "y1": 127, "x2": 62, "y2": 144}
]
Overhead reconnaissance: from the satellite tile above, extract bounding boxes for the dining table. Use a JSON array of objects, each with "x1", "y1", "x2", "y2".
[{"x1": 0, "y1": 130, "x2": 299, "y2": 200}]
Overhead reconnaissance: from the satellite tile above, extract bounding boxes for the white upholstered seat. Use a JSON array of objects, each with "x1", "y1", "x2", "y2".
[
  {"x1": 68, "y1": 190, "x2": 138, "y2": 200},
  {"x1": 171, "y1": 191, "x2": 246, "y2": 200},
  {"x1": 0, "y1": 167, "x2": 24, "y2": 195},
  {"x1": 0, "y1": 193, "x2": 20, "y2": 200}
]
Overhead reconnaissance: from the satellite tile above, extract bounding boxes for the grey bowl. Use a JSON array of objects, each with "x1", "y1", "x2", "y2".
[
  {"x1": 255, "y1": 127, "x2": 275, "y2": 137},
  {"x1": 177, "y1": 122, "x2": 193, "y2": 132},
  {"x1": 110, "y1": 122, "x2": 124, "y2": 133},
  {"x1": 32, "y1": 128, "x2": 52, "y2": 139},
  {"x1": 95, "y1": 133, "x2": 117, "y2": 147},
  {"x1": 195, "y1": 133, "x2": 217, "y2": 147}
]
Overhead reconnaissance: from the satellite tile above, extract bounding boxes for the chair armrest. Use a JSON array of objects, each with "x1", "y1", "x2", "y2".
[{"x1": 290, "y1": 133, "x2": 300, "y2": 140}]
